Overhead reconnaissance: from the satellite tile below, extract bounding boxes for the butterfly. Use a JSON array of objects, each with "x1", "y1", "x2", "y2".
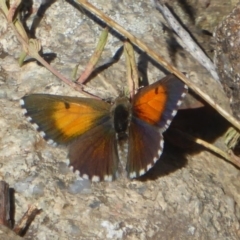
[{"x1": 20, "y1": 74, "x2": 187, "y2": 181}]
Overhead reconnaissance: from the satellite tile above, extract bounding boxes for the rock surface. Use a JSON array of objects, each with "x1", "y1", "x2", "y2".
[
  {"x1": 214, "y1": 1, "x2": 240, "y2": 120},
  {"x1": 0, "y1": 0, "x2": 239, "y2": 239}
]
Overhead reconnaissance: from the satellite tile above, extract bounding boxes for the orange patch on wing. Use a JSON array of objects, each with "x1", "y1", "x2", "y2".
[
  {"x1": 51, "y1": 102, "x2": 107, "y2": 137},
  {"x1": 133, "y1": 85, "x2": 167, "y2": 125}
]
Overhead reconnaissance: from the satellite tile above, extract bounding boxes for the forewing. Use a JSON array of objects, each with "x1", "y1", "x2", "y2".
[
  {"x1": 20, "y1": 94, "x2": 111, "y2": 145},
  {"x1": 132, "y1": 74, "x2": 187, "y2": 130}
]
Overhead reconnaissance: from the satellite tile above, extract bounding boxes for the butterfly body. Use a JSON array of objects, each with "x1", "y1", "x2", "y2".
[
  {"x1": 20, "y1": 75, "x2": 187, "y2": 181},
  {"x1": 111, "y1": 97, "x2": 131, "y2": 140}
]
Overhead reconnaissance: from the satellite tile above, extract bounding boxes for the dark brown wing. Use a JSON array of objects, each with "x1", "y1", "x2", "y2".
[{"x1": 68, "y1": 120, "x2": 119, "y2": 181}]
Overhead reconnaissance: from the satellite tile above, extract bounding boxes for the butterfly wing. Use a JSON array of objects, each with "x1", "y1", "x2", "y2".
[
  {"x1": 20, "y1": 94, "x2": 119, "y2": 181},
  {"x1": 21, "y1": 94, "x2": 111, "y2": 144},
  {"x1": 69, "y1": 120, "x2": 118, "y2": 181},
  {"x1": 127, "y1": 75, "x2": 187, "y2": 178}
]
